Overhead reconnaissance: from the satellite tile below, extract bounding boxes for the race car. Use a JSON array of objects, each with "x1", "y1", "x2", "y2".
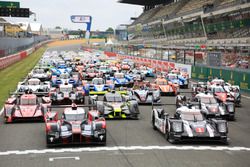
[
  {"x1": 151, "y1": 77, "x2": 179, "y2": 96},
  {"x1": 223, "y1": 84, "x2": 241, "y2": 107},
  {"x1": 99, "y1": 65, "x2": 111, "y2": 75},
  {"x1": 50, "y1": 64, "x2": 72, "y2": 76},
  {"x1": 3, "y1": 92, "x2": 51, "y2": 123},
  {"x1": 49, "y1": 83, "x2": 85, "y2": 104},
  {"x1": 208, "y1": 85, "x2": 236, "y2": 104},
  {"x1": 138, "y1": 65, "x2": 155, "y2": 77},
  {"x1": 191, "y1": 82, "x2": 208, "y2": 96},
  {"x1": 28, "y1": 67, "x2": 51, "y2": 81},
  {"x1": 151, "y1": 103, "x2": 228, "y2": 144},
  {"x1": 110, "y1": 72, "x2": 134, "y2": 88},
  {"x1": 167, "y1": 73, "x2": 188, "y2": 89},
  {"x1": 83, "y1": 78, "x2": 114, "y2": 95},
  {"x1": 51, "y1": 73, "x2": 81, "y2": 88},
  {"x1": 128, "y1": 82, "x2": 161, "y2": 104},
  {"x1": 89, "y1": 91, "x2": 140, "y2": 119},
  {"x1": 176, "y1": 93, "x2": 235, "y2": 120},
  {"x1": 127, "y1": 70, "x2": 145, "y2": 81},
  {"x1": 17, "y1": 78, "x2": 50, "y2": 95},
  {"x1": 45, "y1": 104, "x2": 106, "y2": 147},
  {"x1": 81, "y1": 67, "x2": 101, "y2": 80},
  {"x1": 121, "y1": 62, "x2": 131, "y2": 70}
]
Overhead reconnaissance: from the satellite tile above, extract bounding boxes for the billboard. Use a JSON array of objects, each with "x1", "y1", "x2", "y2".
[
  {"x1": 70, "y1": 15, "x2": 92, "y2": 39},
  {"x1": 70, "y1": 15, "x2": 91, "y2": 23}
]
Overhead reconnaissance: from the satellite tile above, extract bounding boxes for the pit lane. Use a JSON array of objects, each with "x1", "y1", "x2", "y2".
[{"x1": 0, "y1": 44, "x2": 249, "y2": 167}]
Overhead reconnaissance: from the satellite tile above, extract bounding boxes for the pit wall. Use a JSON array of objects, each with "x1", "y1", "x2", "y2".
[{"x1": 191, "y1": 66, "x2": 250, "y2": 91}]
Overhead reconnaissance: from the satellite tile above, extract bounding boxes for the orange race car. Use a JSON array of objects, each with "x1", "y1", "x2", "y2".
[{"x1": 151, "y1": 77, "x2": 179, "y2": 96}]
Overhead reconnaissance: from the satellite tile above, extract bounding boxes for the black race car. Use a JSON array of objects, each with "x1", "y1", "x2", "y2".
[{"x1": 151, "y1": 103, "x2": 228, "y2": 144}]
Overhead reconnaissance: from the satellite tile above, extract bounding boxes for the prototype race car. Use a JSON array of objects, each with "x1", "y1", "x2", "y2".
[
  {"x1": 128, "y1": 82, "x2": 161, "y2": 104},
  {"x1": 84, "y1": 78, "x2": 114, "y2": 95},
  {"x1": 49, "y1": 83, "x2": 85, "y2": 104},
  {"x1": 51, "y1": 73, "x2": 81, "y2": 88},
  {"x1": 17, "y1": 78, "x2": 50, "y2": 95},
  {"x1": 151, "y1": 104, "x2": 228, "y2": 144},
  {"x1": 110, "y1": 72, "x2": 134, "y2": 88},
  {"x1": 28, "y1": 67, "x2": 51, "y2": 81},
  {"x1": 138, "y1": 65, "x2": 155, "y2": 77},
  {"x1": 50, "y1": 64, "x2": 72, "y2": 76},
  {"x1": 89, "y1": 91, "x2": 140, "y2": 119},
  {"x1": 81, "y1": 67, "x2": 101, "y2": 80},
  {"x1": 176, "y1": 93, "x2": 235, "y2": 120},
  {"x1": 3, "y1": 93, "x2": 51, "y2": 123},
  {"x1": 167, "y1": 73, "x2": 188, "y2": 89},
  {"x1": 45, "y1": 104, "x2": 106, "y2": 147},
  {"x1": 151, "y1": 77, "x2": 179, "y2": 96}
]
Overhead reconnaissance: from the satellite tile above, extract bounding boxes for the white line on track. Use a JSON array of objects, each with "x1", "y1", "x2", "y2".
[
  {"x1": 49, "y1": 156, "x2": 80, "y2": 162},
  {"x1": 0, "y1": 146, "x2": 250, "y2": 156}
]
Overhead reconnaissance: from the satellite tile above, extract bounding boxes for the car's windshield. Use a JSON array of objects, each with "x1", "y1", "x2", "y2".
[
  {"x1": 213, "y1": 87, "x2": 225, "y2": 93},
  {"x1": 34, "y1": 69, "x2": 45, "y2": 74},
  {"x1": 60, "y1": 86, "x2": 72, "y2": 92},
  {"x1": 181, "y1": 113, "x2": 204, "y2": 121},
  {"x1": 60, "y1": 73, "x2": 69, "y2": 79},
  {"x1": 156, "y1": 80, "x2": 167, "y2": 85},
  {"x1": 92, "y1": 78, "x2": 104, "y2": 85},
  {"x1": 168, "y1": 75, "x2": 177, "y2": 80},
  {"x1": 28, "y1": 80, "x2": 40, "y2": 85},
  {"x1": 20, "y1": 97, "x2": 37, "y2": 105},
  {"x1": 105, "y1": 95, "x2": 123, "y2": 102},
  {"x1": 115, "y1": 73, "x2": 124, "y2": 79},
  {"x1": 64, "y1": 113, "x2": 85, "y2": 121},
  {"x1": 87, "y1": 68, "x2": 95, "y2": 73},
  {"x1": 200, "y1": 97, "x2": 217, "y2": 104}
]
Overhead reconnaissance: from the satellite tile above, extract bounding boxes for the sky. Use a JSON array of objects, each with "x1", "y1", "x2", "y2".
[{"x1": 5, "y1": 0, "x2": 143, "y2": 31}]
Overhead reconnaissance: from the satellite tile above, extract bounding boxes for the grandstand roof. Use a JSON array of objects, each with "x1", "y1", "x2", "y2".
[{"x1": 119, "y1": 0, "x2": 171, "y2": 6}]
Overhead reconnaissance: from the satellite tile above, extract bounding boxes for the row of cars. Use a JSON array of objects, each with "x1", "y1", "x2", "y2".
[
  {"x1": 3, "y1": 49, "x2": 240, "y2": 146},
  {"x1": 152, "y1": 78, "x2": 241, "y2": 144}
]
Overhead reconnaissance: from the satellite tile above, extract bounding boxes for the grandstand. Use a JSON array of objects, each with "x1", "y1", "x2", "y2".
[
  {"x1": 118, "y1": 0, "x2": 250, "y2": 69},
  {"x1": 120, "y1": 0, "x2": 250, "y2": 46}
]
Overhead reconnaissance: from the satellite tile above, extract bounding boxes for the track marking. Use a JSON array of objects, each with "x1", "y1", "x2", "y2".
[
  {"x1": 49, "y1": 156, "x2": 80, "y2": 162},
  {"x1": 242, "y1": 95, "x2": 250, "y2": 99},
  {"x1": 0, "y1": 146, "x2": 250, "y2": 156}
]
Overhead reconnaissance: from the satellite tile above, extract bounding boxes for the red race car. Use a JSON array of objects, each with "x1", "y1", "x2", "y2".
[
  {"x1": 45, "y1": 104, "x2": 106, "y2": 147},
  {"x1": 3, "y1": 93, "x2": 51, "y2": 123}
]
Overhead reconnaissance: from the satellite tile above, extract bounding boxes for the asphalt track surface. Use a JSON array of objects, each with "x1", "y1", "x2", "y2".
[{"x1": 0, "y1": 44, "x2": 250, "y2": 167}]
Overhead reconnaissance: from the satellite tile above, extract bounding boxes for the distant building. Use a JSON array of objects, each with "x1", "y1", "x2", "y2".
[{"x1": 30, "y1": 23, "x2": 43, "y2": 35}]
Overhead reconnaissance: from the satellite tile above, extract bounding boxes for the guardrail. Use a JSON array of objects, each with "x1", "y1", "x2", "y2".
[{"x1": 0, "y1": 40, "x2": 50, "y2": 70}]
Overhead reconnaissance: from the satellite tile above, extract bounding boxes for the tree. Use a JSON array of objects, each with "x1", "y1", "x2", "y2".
[
  {"x1": 106, "y1": 27, "x2": 114, "y2": 33},
  {"x1": 55, "y1": 26, "x2": 61, "y2": 29}
]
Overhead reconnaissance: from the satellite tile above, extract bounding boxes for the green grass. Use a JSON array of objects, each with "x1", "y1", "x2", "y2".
[{"x1": 0, "y1": 46, "x2": 47, "y2": 108}]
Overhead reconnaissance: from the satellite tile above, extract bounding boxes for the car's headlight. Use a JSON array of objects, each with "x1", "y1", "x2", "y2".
[
  {"x1": 217, "y1": 123, "x2": 227, "y2": 133},
  {"x1": 227, "y1": 104, "x2": 234, "y2": 113},
  {"x1": 172, "y1": 122, "x2": 183, "y2": 133}
]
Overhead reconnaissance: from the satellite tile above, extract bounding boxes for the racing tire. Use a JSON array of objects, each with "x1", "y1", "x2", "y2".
[
  {"x1": 152, "y1": 114, "x2": 157, "y2": 130},
  {"x1": 167, "y1": 134, "x2": 176, "y2": 144}
]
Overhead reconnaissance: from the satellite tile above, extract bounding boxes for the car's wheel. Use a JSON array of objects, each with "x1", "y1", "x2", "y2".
[
  {"x1": 167, "y1": 134, "x2": 176, "y2": 144},
  {"x1": 152, "y1": 114, "x2": 157, "y2": 130}
]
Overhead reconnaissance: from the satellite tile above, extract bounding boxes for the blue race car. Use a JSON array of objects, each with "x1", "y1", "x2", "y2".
[
  {"x1": 51, "y1": 73, "x2": 81, "y2": 88},
  {"x1": 84, "y1": 78, "x2": 114, "y2": 95},
  {"x1": 167, "y1": 73, "x2": 188, "y2": 89},
  {"x1": 110, "y1": 72, "x2": 134, "y2": 88},
  {"x1": 50, "y1": 64, "x2": 72, "y2": 76}
]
